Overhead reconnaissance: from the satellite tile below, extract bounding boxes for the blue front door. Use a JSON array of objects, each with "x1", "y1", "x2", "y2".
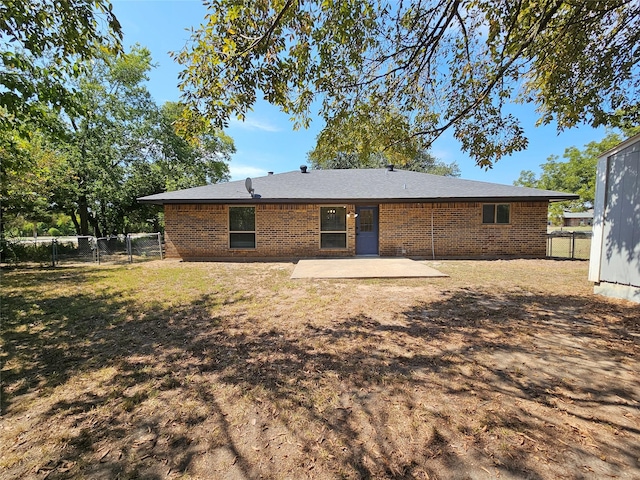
[{"x1": 356, "y1": 206, "x2": 379, "y2": 255}]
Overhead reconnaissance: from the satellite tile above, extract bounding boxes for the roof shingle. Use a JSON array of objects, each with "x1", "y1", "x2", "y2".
[{"x1": 138, "y1": 168, "x2": 578, "y2": 204}]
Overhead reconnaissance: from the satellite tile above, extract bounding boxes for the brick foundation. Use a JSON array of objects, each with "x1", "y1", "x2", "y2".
[{"x1": 163, "y1": 201, "x2": 548, "y2": 260}]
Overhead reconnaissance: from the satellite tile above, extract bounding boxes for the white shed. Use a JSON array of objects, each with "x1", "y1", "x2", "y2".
[{"x1": 588, "y1": 133, "x2": 640, "y2": 302}]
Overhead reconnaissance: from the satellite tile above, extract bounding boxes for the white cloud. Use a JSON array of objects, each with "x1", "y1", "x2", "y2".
[
  {"x1": 229, "y1": 117, "x2": 281, "y2": 132},
  {"x1": 229, "y1": 164, "x2": 269, "y2": 181},
  {"x1": 430, "y1": 148, "x2": 453, "y2": 161}
]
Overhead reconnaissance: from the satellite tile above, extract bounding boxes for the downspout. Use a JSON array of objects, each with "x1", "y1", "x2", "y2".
[{"x1": 431, "y1": 209, "x2": 435, "y2": 260}]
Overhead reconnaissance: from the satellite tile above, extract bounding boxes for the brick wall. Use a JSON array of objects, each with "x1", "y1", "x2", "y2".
[
  {"x1": 163, "y1": 201, "x2": 548, "y2": 260},
  {"x1": 164, "y1": 203, "x2": 356, "y2": 260},
  {"x1": 379, "y1": 202, "x2": 548, "y2": 258}
]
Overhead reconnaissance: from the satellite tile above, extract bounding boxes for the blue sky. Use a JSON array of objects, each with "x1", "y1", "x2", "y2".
[{"x1": 112, "y1": 0, "x2": 607, "y2": 185}]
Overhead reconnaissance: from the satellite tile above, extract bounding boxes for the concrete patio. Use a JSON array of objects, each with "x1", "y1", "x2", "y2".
[{"x1": 290, "y1": 258, "x2": 448, "y2": 279}]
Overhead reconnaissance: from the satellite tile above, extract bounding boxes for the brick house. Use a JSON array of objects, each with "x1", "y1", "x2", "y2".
[
  {"x1": 138, "y1": 166, "x2": 577, "y2": 260},
  {"x1": 562, "y1": 210, "x2": 594, "y2": 227}
]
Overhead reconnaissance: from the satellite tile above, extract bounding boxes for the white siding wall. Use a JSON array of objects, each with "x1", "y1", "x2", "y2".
[{"x1": 589, "y1": 135, "x2": 640, "y2": 298}]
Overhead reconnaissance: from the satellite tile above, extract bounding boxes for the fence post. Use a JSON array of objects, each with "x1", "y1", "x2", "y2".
[
  {"x1": 571, "y1": 231, "x2": 575, "y2": 259},
  {"x1": 157, "y1": 232, "x2": 163, "y2": 260},
  {"x1": 51, "y1": 239, "x2": 56, "y2": 267},
  {"x1": 126, "y1": 234, "x2": 132, "y2": 263}
]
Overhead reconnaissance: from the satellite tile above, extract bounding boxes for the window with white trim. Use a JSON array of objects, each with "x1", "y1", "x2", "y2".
[
  {"x1": 482, "y1": 203, "x2": 511, "y2": 224},
  {"x1": 229, "y1": 206, "x2": 256, "y2": 248},
  {"x1": 320, "y1": 207, "x2": 347, "y2": 248}
]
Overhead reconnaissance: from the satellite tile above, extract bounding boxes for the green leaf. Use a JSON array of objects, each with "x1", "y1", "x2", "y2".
[{"x1": 173, "y1": 0, "x2": 639, "y2": 168}]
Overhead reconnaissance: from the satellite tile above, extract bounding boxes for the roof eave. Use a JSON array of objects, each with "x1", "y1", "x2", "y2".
[
  {"x1": 138, "y1": 195, "x2": 579, "y2": 205},
  {"x1": 598, "y1": 132, "x2": 640, "y2": 159}
]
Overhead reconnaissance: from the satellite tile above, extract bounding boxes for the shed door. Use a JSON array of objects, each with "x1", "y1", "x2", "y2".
[
  {"x1": 356, "y1": 206, "x2": 379, "y2": 255},
  {"x1": 599, "y1": 145, "x2": 640, "y2": 286}
]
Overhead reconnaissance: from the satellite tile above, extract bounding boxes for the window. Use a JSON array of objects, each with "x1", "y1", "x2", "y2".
[
  {"x1": 482, "y1": 204, "x2": 510, "y2": 224},
  {"x1": 229, "y1": 206, "x2": 255, "y2": 248},
  {"x1": 320, "y1": 207, "x2": 347, "y2": 248},
  {"x1": 359, "y1": 209, "x2": 373, "y2": 232}
]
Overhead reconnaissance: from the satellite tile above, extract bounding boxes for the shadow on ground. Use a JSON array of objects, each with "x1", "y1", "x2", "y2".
[{"x1": 2, "y1": 267, "x2": 639, "y2": 479}]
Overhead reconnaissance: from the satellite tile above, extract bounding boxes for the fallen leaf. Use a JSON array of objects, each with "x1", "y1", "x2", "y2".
[{"x1": 98, "y1": 448, "x2": 110, "y2": 462}]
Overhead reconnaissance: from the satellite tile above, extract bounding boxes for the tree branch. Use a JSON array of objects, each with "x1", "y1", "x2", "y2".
[
  {"x1": 386, "y1": 1, "x2": 566, "y2": 154},
  {"x1": 237, "y1": 0, "x2": 296, "y2": 56}
]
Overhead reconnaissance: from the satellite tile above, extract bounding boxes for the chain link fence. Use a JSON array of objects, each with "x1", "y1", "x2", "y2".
[
  {"x1": 3, "y1": 231, "x2": 593, "y2": 263},
  {"x1": 95, "y1": 236, "x2": 129, "y2": 264},
  {"x1": 546, "y1": 231, "x2": 592, "y2": 259},
  {"x1": 1, "y1": 238, "x2": 57, "y2": 266},
  {"x1": 128, "y1": 233, "x2": 164, "y2": 261},
  {"x1": 53, "y1": 236, "x2": 98, "y2": 264},
  {"x1": 1, "y1": 233, "x2": 163, "y2": 266}
]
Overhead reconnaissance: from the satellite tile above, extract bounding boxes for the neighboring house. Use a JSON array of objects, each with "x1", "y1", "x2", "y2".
[
  {"x1": 562, "y1": 210, "x2": 594, "y2": 227},
  {"x1": 138, "y1": 166, "x2": 577, "y2": 260},
  {"x1": 589, "y1": 134, "x2": 640, "y2": 303}
]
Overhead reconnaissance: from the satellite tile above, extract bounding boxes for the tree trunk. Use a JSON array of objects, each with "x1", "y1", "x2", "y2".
[
  {"x1": 90, "y1": 215, "x2": 102, "y2": 238},
  {"x1": 0, "y1": 202, "x2": 4, "y2": 241},
  {"x1": 78, "y1": 195, "x2": 90, "y2": 236},
  {"x1": 0, "y1": 203, "x2": 5, "y2": 263},
  {"x1": 69, "y1": 210, "x2": 81, "y2": 235},
  {"x1": 100, "y1": 202, "x2": 107, "y2": 236}
]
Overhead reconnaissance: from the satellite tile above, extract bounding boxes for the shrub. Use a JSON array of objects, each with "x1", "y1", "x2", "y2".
[{"x1": 0, "y1": 240, "x2": 53, "y2": 265}]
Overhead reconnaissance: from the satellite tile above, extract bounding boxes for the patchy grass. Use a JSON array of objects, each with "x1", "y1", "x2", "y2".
[
  {"x1": 2, "y1": 259, "x2": 639, "y2": 479},
  {"x1": 547, "y1": 237, "x2": 592, "y2": 259}
]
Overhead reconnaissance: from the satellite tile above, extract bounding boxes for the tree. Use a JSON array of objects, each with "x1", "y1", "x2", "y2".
[
  {"x1": 1, "y1": 47, "x2": 235, "y2": 238},
  {"x1": 308, "y1": 104, "x2": 460, "y2": 175},
  {"x1": 151, "y1": 102, "x2": 233, "y2": 192},
  {"x1": 1, "y1": 0, "x2": 122, "y2": 242},
  {"x1": 404, "y1": 151, "x2": 461, "y2": 177},
  {"x1": 57, "y1": 48, "x2": 235, "y2": 236},
  {"x1": 310, "y1": 150, "x2": 460, "y2": 176},
  {"x1": 122, "y1": 101, "x2": 234, "y2": 232},
  {"x1": 515, "y1": 126, "x2": 640, "y2": 223},
  {"x1": 174, "y1": 0, "x2": 640, "y2": 168},
  {"x1": 0, "y1": 0, "x2": 122, "y2": 134},
  {"x1": 0, "y1": 130, "x2": 71, "y2": 236},
  {"x1": 52, "y1": 45, "x2": 159, "y2": 236},
  {"x1": 308, "y1": 104, "x2": 424, "y2": 168}
]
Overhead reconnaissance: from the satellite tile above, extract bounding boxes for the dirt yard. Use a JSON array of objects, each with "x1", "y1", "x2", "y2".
[{"x1": 1, "y1": 259, "x2": 639, "y2": 479}]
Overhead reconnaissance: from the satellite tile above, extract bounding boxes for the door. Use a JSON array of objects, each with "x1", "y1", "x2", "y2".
[{"x1": 356, "y1": 206, "x2": 379, "y2": 255}]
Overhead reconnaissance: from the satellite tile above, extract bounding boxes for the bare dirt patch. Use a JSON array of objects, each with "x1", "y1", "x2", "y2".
[{"x1": 1, "y1": 259, "x2": 639, "y2": 479}]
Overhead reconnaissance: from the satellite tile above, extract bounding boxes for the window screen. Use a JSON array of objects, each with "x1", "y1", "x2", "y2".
[
  {"x1": 229, "y1": 207, "x2": 256, "y2": 248},
  {"x1": 482, "y1": 204, "x2": 510, "y2": 224}
]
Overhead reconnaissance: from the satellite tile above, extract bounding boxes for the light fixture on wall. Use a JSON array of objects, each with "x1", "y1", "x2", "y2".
[{"x1": 347, "y1": 211, "x2": 358, "y2": 218}]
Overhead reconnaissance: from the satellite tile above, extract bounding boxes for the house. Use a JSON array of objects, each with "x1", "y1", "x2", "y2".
[
  {"x1": 589, "y1": 134, "x2": 640, "y2": 303},
  {"x1": 562, "y1": 209, "x2": 593, "y2": 227},
  {"x1": 138, "y1": 166, "x2": 578, "y2": 260}
]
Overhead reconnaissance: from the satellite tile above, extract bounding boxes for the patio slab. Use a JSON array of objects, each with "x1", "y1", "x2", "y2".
[{"x1": 291, "y1": 258, "x2": 448, "y2": 279}]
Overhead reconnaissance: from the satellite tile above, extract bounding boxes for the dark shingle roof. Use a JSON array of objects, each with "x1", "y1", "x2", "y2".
[{"x1": 138, "y1": 168, "x2": 578, "y2": 204}]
